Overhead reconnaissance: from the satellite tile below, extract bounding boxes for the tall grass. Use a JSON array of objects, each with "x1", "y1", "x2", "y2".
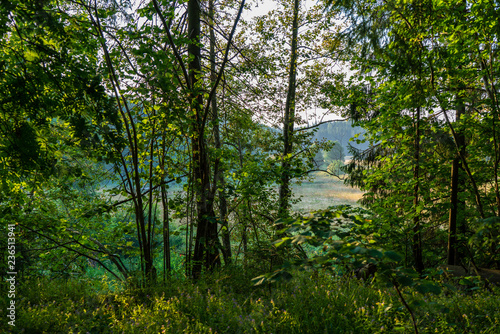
[{"x1": 5, "y1": 268, "x2": 499, "y2": 333}]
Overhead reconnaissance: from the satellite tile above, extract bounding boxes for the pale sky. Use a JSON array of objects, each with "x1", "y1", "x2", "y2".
[{"x1": 242, "y1": 0, "x2": 347, "y2": 127}]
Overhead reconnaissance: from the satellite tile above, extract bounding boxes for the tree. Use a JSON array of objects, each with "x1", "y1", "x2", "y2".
[
  {"x1": 277, "y1": 0, "x2": 300, "y2": 221},
  {"x1": 0, "y1": 0, "x2": 127, "y2": 280},
  {"x1": 1, "y1": 0, "x2": 364, "y2": 285},
  {"x1": 240, "y1": 0, "x2": 344, "y2": 223},
  {"x1": 330, "y1": 0, "x2": 500, "y2": 269},
  {"x1": 322, "y1": 142, "x2": 344, "y2": 165}
]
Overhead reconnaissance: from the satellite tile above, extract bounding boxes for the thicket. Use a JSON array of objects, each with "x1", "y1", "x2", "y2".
[{"x1": 1, "y1": 0, "x2": 500, "y2": 333}]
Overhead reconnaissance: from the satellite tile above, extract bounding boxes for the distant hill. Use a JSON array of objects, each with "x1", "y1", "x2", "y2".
[{"x1": 310, "y1": 120, "x2": 368, "y2": 156}]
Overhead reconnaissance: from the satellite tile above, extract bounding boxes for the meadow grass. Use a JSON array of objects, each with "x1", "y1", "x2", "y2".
[
  {"x1": 5, "y1": 268, "x2": 500, "y2": 333},
  {"x1": 292, "y1": 173, "x2": 364, "y2": 213}
]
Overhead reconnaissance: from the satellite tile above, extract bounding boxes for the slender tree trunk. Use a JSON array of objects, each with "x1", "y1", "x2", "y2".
[
  {"x1": 236, "y1": 139, "x2": 248, "y2": 260},
  {"x1": 209, "y1": 0, "x2": 231, "y2": 265},
  {"x1": 88, "y1": 5, "x2": 155, "y2": 285},
  {"x1": 185, "y1": 176, "x2": 194, "y2": 277},
  {"x1": 189, "y1": 0, "x2": 220, "y2": 279},
  {"x1": 413, "y1": 106, "x2": 424, "y2": 273},
  {"x1": 159, "y1": 120, "x2": 171, "y2": 280},
  {"x1": 278, "y1": 0, "x2": 299, "y2": 223},
  {"x1": 161, "y1": 183, "x2": 171, "y2": 280},
  {"x1": 447, "y1": 96, "x2": 466, "y2": 265},
  {"x1": 147, "y1": 116, "x2": 157, "y2": 283}
]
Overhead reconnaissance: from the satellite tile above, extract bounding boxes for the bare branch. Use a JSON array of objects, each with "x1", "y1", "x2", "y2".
[
  {"x1": 295, "y1": 119, "x2": 347, "y2": 132},
  {"x1": 18, "y1": 223, "x2": 124, "y2": 281}
]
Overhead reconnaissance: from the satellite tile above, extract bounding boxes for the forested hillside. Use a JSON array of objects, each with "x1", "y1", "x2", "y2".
[
  {"x1": 1, "y1": 0, "x2": 499, "y2": 333},
  {"x1": 312, "y1": 120, "x2": 368, "y2": 156}
]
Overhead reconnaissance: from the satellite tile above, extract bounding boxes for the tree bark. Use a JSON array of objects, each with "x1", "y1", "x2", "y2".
[
  {"x1": 278, "y1": 0, "x2": 300, "y2": 223},
  {"x1": 209, "y1": 0, "x2": 231, "y2": 265},
  {"x1": 161, "y1": 183, "x2": 171, "y2": 280},
  {"x1": 413, "y1": 106, "x2": 424, "y2": 273},
  {"x1": 189, "y1": 0, "x2": 220, "y2": 279},
  {"x1": 447, "y1": 96, "x2": 466, "y2": 265}
]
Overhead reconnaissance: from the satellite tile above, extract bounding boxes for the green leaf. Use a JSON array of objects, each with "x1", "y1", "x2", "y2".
[
  {"x1": 384, "y1": 251, "x2": 403, "y2": 262},
  {"x1": 396, "y1": 275, "x2": 414, "y2": 287},
  {"x1": 415, "y1": 282, "x2": 441, "y2": 295},
  {"x1": 273, "y1": 237, "x2": 291, "y2": 248},
  {"x1": 251, "y1": 275, "x2": 267, "y2": 286},
  {"x1": 367, "y1": 248, "x2": 383, "y2": 259}
]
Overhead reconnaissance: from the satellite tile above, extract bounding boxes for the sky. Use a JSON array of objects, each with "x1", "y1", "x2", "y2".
[{"x1": 241, "y1": 0, "x2": 347, "y2": 126}]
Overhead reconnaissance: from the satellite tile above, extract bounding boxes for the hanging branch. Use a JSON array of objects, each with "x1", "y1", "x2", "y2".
[
  {"x1": 151, "y1": 0, "x2": 190, "y2": 89},
  {"x1": 18, "y1": 223, "x2": 124, "y2": 282},
  {"x1": 201, "y1": 0, "x2": 247, "y2": 127}
]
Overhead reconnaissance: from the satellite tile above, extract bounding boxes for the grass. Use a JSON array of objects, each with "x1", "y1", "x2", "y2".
[
  {"x1": 4, "y1": 268, "x2": 500, "y2": 334},
  {"x1": 292, "y1": 173, "x2": 364, "y2": 213}
]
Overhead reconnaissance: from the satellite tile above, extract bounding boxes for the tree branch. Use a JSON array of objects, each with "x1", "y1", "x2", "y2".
[
  {"x1": 18, "y1": 223, "x2": 124, "y2": 281},
  {"x1": 295, "y1": 119, "x2": 347, "y2": 132}
]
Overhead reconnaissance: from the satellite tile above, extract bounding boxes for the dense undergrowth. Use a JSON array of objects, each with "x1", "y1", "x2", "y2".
[{"x1": 2, "y1": 267, "x2": 499, "y2": 334}]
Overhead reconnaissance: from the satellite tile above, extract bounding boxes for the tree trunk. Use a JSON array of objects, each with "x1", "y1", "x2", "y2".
[
  {"x1": 209, "y1": 0, "x2": 231, "y2": 266},
  {"x1": 413, "y1": 106, "x2": 424, "y2": 273},
  {"x1": 447, "y1": 96, "x2": 466, "y2": 265},
  {"x1": 189, "y1": 0, "x2": 220, "y2": 279},
  {"x1": 278, "y1": 0, "x2": 299, "y2": 224},
  {"x1": 161, "y1": 184, "x2": 171, "y2": 280}
]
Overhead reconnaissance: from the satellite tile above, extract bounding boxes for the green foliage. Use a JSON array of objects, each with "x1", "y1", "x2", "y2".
[
  {"x1": 328, "y1": 0, "x2": 500, "y2": 270},
  {"x1": 0, "y1": 0, "x2": 120, "y2": 178},
  {"x1": 327, "y1": 160, "x2": 344, "y2": 176},
  {"x1": 469, "y1": 217, "x2": 500, "y2": 267},
  {"x1": 255, "y1": 207, "x2": 421, "y2": 281},
  {"x1": 5, "y1": 269, "x2": 500, "y2": 334},
  {"x1": 252, "y1": 204, "x2": 445, "y2": 334}
]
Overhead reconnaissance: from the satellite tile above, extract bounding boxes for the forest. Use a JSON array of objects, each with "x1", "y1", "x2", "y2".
[{"x1": 1, "y1": 0, "x2": 500, "y2": 333}]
